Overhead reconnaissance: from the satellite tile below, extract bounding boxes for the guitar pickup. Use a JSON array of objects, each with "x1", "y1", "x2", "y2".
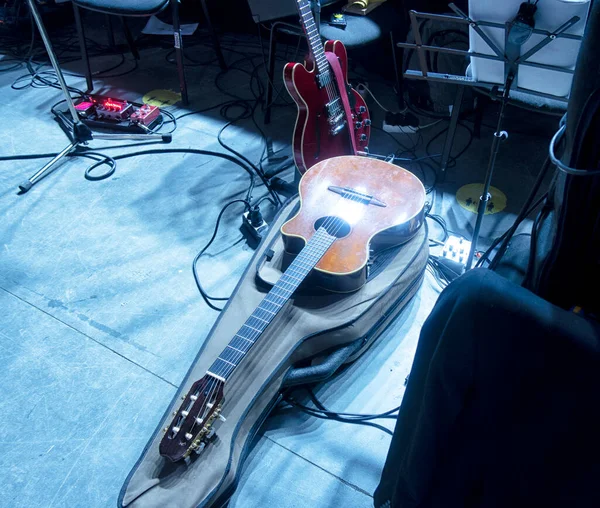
[
  {"x1": 316, "y1": 72, "x2": 332, "y2": 88},
  {"x1": 325, "y1": 99, "x2": 342, "y2": 117}
]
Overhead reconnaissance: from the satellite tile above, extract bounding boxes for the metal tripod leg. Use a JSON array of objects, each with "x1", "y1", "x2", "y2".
[
  {"x1": 18, "y1": 142, "x2": 78, "y2": 193},
  {"x1": 439, "y1": 86, "x2": 464, "y2": 180}
]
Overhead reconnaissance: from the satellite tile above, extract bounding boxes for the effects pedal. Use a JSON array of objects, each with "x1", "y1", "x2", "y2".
[{"x1": 73, "y1": 95, "x2": 162, "y2": 133}]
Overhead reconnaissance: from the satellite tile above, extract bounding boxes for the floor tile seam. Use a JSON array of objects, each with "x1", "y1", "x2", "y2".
[
  {"x1": 0, "y1": 285, "x2": 178, "y2": 389},
  {"x1": 262, "y1": 434, "x2": 374, "y2": 499}
]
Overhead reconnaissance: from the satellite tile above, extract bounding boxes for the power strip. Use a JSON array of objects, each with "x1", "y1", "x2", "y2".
[
  {"x1": 441, "y1": 235, "x2": 471, "y2": 267},
  {"x1": 382, "y1": 111, "x2": 420, "y2": 135},
  {"x1": 382, "y1": 121, "x2": 418, "y2": 134}
]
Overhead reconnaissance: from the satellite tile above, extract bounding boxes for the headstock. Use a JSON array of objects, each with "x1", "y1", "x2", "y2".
[{"x1": 159, "y1": 375, "x2": 225, "y2": 462}]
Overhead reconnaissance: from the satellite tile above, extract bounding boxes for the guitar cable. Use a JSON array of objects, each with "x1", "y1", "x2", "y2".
[{"x1": 280, "y1": 387, "x2": 400, "y2": 436}]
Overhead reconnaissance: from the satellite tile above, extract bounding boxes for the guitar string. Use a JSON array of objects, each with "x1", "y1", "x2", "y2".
[
  {"x1": 171, "y1": 4, "x2": 361, "y2": 445},
  {"x1": 298, "y1": 0, "x2": 344, "y2": 119},
  {"x1": 184, "y1": 223, "x2": 345, "y2": 438},
  {"x1": 209, "y1": 190, "x2": 363, "y2": 379},
  {"x1": 183, "y1": 186, "x2": 366, "y2": 439}
]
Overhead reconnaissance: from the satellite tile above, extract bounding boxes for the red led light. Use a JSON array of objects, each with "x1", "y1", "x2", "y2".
[
  {"x1": 75, "y1": 101, "x2": 94, "y2": 111},
  {"x1": 103, "y1": 99, "x2": 125, "y2": 111}
]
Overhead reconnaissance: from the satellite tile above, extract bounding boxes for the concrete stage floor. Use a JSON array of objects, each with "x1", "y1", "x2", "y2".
[{"x1": 0, "y1": 18, "x2": 560, "y2": 508}]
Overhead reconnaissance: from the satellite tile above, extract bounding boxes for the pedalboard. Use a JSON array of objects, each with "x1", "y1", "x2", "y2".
[{"x1": 73, "y1": 95, "x2": 162, "y2": 133}]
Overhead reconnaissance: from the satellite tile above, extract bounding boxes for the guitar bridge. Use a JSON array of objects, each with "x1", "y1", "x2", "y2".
[{"x1": 330, "y1": 122, "x2": 346, "y2": 136}]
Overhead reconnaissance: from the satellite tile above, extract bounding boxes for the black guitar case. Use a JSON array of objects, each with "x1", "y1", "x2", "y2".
[
  {"x1": 526, "y1": 0, "x2": 600, "y2": 313},
  {"x1": 119, "y1": 195, "x2": 429, "y2": 508}
]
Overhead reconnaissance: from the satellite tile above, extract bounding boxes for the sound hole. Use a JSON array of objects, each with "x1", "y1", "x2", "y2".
[{"x1": 314, "y1": 216, "x2": 351, "y2": 238}]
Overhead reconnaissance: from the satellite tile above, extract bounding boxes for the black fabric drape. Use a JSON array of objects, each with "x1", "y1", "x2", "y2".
[{"x1": 375, "y1": 269, "x2": 600, "y2": 508}]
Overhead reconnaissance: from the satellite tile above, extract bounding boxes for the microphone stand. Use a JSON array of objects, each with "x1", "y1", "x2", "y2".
[{"x1": 19, "y1": 0, "x2": 170, "y2": 194}]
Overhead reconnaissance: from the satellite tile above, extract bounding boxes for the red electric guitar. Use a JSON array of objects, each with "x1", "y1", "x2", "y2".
[{"x1": 284, "y1": 0, "x2": 371, "y2": 174}]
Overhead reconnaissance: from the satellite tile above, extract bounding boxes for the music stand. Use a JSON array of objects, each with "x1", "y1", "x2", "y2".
[
  {"x1": 396, "y1": 2, "x2": 585, "y2": 270},
  {"x1": 19, "y1": 0, "x2": 171, "y2": 194}
]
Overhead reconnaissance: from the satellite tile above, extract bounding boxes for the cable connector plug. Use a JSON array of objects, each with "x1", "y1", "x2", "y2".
[{"x1": 242, "y1": 205, "x2": 269, "y2": 243}]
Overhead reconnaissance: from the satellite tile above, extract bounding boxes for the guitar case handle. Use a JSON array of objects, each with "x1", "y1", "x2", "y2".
[{"x1": 282, "y1": 337, "x2": 365, "y2": 387}]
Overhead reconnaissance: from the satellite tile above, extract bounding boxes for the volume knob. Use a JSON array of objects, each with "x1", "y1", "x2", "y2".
[
  {"x1": 358, "y1": 105, "x2": 366, "y2": 113},
  {"x1": 360, "y1": 133, "x2": 368, "y2": 141}
]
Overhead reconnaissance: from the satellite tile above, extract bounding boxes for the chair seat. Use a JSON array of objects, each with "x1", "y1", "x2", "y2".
[
  {"x1": 319, "y1": 2, "x2": 398, "y2": 48},
  {"x1": 72, "y1": 0, "x2": 169, "y2": 16}
]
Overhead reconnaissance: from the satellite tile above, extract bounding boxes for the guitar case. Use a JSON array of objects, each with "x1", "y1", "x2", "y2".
[{"x1": 119, "y1": 194, "x2": 429, "y2": 508}]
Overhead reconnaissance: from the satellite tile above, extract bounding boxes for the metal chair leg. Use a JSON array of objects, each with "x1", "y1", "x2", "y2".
[
  {"x1": 439, "y1": 86, "x2": 465, "y2": 181},
  {"x1": 72, "y1": 4, "x2": 93, "y2": 93},
  {"x1": 264, "y1": 25, "x2": 278, "y2": 125},
  {"x1": 171, "y1": 0, "x2": 189, "y2": 105},
  {"x1": 120, "y1": 17, "x2": 140, "y2": 60},
  {"x1": 201, "y1": 0, "x2": 226, "y2": 71},
  {"x1": 390, "y1": 31, "x2": 405, "y2": 110},
  {"x1": 106, "y1": 14, "x2": 115, "y2": 48}
]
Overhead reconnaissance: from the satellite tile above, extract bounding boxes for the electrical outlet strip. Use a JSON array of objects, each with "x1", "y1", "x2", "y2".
[
  {"x1": 382, "y1": 121, "x2": 418, "y2": 134},
  {"x1": 441, "y1": 235, "x2": 471, "y2": 266}
]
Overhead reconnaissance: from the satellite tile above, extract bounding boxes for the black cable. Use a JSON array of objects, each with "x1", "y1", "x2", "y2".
[
  {"x1": 281, "y1": 390, "x2": 398, "y2": 436},
  {"x1": 192, "y1": 199, "x2": 250, "y2": 311},
  {"x1": 80, "y1": 151, "x2": 116, "y2": 181},
  {"x1": 476, "y1": 191, "x2": 549, "y2": 268},
  {"x1": 426, "y1": 213, "x2": 449, "y2": 244}
]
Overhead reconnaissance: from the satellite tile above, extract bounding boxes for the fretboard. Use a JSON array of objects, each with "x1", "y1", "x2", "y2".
[
  {"x1": 296, "y1": 0, "x2": 329, "y2": 77},
  {"x1": 206, "y1": 227, "x2": 337, "y2": 382}
]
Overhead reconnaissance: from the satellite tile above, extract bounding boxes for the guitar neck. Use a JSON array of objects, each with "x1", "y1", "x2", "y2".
[
  {"x1": 206, "y1": 227, "x2": 337, "y2": 382},
  {"x1": 296, "y1": 0, "x2": 329, "y2": 77}
]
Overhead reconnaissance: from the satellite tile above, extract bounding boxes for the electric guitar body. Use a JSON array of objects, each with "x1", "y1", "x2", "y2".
[
  {"x1": 284, "y1": 41, "x2": 370, "y2": 174},
  {"x1": 284, "y1": 0, "x2": 371, "y2": 174}
]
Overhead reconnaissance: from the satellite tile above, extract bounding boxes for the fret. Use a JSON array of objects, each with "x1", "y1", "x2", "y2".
[
  {"x1": 235, "y1": 333, "x2": 256, "y2": 343},
  {"x1": 264, "y1": 294, "x2": 286, "y2": 305},
  {"x1": 229, "y1": 338, "x2": 252, "y2": 353},
  {"x1": 217, "y1": 356, "x2": 236, "y2": 367},
  {"x1": 292, "y1": 259, "x2": 314, "y2": 270},
  {"x1": 270, "y1": 287, "x2": 291, "y2": 299},
  {"x1": 241, "y1": 323, "x2": 262, "y2": 333},
  {"x1": 226, "y1": 345, "x2": 246, "y2": 355},
  {"x1": 251, "y1": 315, "x2": 269, "y2": 324},
  {"x1": 283, "y1": 273, "x2": 303, "y2": 283},
  {"x1": 257, "y1": 306, "x2": 276, "y2": 315}
]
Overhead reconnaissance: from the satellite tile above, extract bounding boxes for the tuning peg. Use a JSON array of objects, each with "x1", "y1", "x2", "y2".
[
  {"x1": 194, "y1": 442, "x2": 206, "y2": 455},
  {"x1": 206, "y1": 428, "x2": 215, "y2": 440},
  {"x1": 218, "y1": 414, "x2": 227, "y2": 422}
]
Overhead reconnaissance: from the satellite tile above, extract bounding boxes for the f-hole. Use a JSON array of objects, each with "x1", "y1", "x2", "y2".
[{"x1": 314, "y1": 216, "x2": 351, "y2": 238}]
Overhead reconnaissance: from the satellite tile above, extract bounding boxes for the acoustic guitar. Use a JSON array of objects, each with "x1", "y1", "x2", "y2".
[
  {"x1": 159, "y1": 156, "x2": 425, "y2": 462},
  {"x1": 284, "y1": 0, "x2": 371, "y2": 174}
]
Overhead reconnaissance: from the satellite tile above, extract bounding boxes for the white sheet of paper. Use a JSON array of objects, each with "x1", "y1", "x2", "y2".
[{"x1": 142, "y1": 16, "x2": 199, "y2": 36}]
